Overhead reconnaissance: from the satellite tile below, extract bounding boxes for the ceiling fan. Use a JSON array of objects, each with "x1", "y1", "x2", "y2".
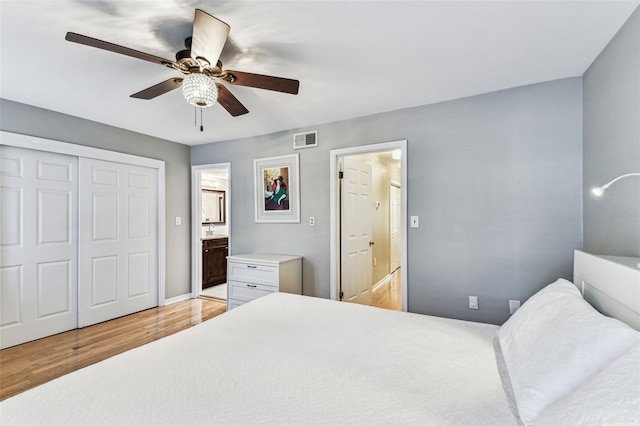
[{"x1": 65, "y1": 9, "x2": 299, "y2": 117}]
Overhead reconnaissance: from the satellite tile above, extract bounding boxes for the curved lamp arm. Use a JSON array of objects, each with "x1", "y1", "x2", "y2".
[{"x1": 592, "y1": 173, "x2": 640, "y2": 196}]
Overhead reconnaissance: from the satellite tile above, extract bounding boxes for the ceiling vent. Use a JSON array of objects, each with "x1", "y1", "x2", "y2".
[{"x1": 293, "y1": 131, "x2": 318, "y2": 149}]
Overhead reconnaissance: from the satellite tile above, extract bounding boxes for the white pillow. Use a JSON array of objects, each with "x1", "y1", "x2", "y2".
[
  {"x1": 498, "y1": 278, "x2": 640, "y2": 425},
  {"x1": 536, "y1": 343, "x2": 640, "y2": 425}
]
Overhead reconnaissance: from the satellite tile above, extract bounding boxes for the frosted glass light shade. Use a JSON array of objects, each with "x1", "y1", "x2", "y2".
[{"x1": 182, "y1": 73, "x2": 218, "y2": 108}]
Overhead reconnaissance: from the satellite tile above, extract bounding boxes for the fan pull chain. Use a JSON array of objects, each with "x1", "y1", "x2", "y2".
[{"x1": 193, "y1": 107, "x2": 205, "y2": 132}]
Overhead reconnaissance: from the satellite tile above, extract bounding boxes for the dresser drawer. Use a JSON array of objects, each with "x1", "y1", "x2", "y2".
[
  {"x1": 227, "y1": 298, "x2": 248, "y2": 310},
  {"x1": 228, "y1": 280, "x2": 277, "y2": 302},
  {"x1": 227, "y1": 262, "x2": 278, "y2": 287}
]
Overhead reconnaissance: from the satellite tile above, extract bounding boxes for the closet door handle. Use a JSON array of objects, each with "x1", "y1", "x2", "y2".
[
  {"x1": 247, "y1": 284, "x2": 257, "y2": 288},
  {"x1": 247, "y1": 265, "x2": 257, "y2": 269}
]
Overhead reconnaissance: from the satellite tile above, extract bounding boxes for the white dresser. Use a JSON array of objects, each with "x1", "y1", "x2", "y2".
[{"x1": 226, "y1": 253, "x2": 302, "y2": 310}]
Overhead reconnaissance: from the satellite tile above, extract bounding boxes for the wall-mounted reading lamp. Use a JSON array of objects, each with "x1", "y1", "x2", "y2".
[{"x1": 591, "y1": 173, "x2": 640, "y2": 196}]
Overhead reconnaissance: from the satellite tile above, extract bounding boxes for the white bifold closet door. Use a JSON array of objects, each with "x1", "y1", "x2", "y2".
[
  {"x1": 0, "y1": 146, "x2": 79, "y2": 348},
  {"x1": 1, "y1": 146, "x2": 160, "y2": 348},
  {"x1": 78, "y1": 158, "x2": 158, "y2": 327}
]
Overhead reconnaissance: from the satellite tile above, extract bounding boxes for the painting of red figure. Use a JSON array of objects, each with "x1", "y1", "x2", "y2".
[{"x1": 263, "y1": 167, "x2": 290, "y2": 211}]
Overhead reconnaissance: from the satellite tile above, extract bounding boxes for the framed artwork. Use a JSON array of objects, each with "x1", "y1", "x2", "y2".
[{"x1": 254, "y1": 153, "x2": 300, "y2": 223}]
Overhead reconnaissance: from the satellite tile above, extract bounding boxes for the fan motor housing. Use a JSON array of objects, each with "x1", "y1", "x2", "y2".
[{"x1": 176, "y1": 49, "x2": 191, "y2": 62}]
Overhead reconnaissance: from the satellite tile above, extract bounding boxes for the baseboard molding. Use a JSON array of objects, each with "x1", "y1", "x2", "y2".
[
  {"x1": 372, "y1": 274, "x2": 392, "y2": 292},
  {"x1": 164, "y1": 293, "x2": 192, "y2": 305}
]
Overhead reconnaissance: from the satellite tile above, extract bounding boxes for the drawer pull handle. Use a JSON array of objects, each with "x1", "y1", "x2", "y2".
[
  {"x1": 247, "y1": 265, "x2": 257, "y2": 269},
  {"x1": 247, "y1": 284, "x2": 257, "y2": 288}
]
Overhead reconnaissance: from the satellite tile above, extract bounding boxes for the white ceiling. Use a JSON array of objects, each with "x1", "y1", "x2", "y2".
[{"x1": 1, "y1": 1, "x2": 638, "y2": 146}]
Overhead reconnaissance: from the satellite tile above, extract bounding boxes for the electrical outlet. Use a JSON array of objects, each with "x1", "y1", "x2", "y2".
[
  {"x1": 309, "y1": 216, "x2": 315, "y2": 227},
  {"x1": 509, "y1": 299, "x2": 521, "y2": 314},
  {"x1": 175, "y1": 216, "x2": 182, "y2": 226},
  {"x1": 469, "y1": 296, "x2": 478, "y2": 310},
  {"x1": 410, "y1": 215, "x2": 419, "y2": 228}
]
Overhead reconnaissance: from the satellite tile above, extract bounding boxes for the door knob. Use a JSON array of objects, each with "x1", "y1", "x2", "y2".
[{"x1": 369, "y1": 241, "x2": 375, "y2": 246}]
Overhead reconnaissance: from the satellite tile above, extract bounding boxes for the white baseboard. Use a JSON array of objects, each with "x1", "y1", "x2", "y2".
[
  {"x1": 372, "y1": 274, "x2": 392, "y2": 292},
  {"x1": 164, "y1": 293, "x2": 192, "y2": 305}
]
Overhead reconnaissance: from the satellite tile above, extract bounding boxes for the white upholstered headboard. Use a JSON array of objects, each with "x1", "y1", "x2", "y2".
[{"x1": 573, "y1": 250, "x2": 640, "y2": 331}]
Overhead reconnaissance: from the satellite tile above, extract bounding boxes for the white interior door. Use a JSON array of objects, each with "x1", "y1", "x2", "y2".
[
  {"x1": 78, "y1": 158, "x2": 158, "y2": 327},
  {"x1": 0, "y1": 146, "x2": 78, "y2": 349},
  {"x1": 340, "y1": 156, "x2": 373, "y2": 305},
  {"x1": 390, "y1": 183, "x2": 401, "y2": 272}
]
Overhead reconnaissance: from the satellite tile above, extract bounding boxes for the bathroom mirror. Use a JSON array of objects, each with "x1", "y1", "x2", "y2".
[{"x1": 202, "y1": 189, "x2": 225, "y2": 224}]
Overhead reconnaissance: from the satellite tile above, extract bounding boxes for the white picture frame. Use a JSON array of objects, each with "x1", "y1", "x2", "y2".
[{"x1": 254, "y1": 153, "x2": 300, "y2": 223}]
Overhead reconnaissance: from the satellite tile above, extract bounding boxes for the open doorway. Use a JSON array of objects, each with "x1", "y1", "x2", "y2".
[
  {"x1": 191, "y1": 164, "x2": 231, "y2": 301},
  {"x1": 329, "y1": 141, "x2": 408, "y2": 311}
]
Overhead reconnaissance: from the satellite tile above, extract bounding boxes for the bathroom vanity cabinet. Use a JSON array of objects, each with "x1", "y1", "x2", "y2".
[{"x1": 202, "y1": 237, "x2": 228, "y2": 288}]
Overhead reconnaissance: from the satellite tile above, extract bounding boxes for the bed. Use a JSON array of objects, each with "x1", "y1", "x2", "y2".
[{"x1": 1, "y1": 250, "x2": 639, "y2": 425}]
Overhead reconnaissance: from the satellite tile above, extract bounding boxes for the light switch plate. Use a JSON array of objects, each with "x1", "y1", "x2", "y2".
[
  {"x1": 175, "y1": 217, "x2": 182, "y2": 226},
  {"x1": 469, "y1": 296, "x2": 479, "y2": 310}
]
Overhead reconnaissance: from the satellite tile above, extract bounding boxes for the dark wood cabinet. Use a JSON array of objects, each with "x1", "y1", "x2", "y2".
[{"x1": 202, "y1": 237, "x2": 228, "y2": 288}]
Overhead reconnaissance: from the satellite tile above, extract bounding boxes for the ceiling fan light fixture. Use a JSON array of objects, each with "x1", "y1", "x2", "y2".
[
  {"x1": 182, "y1": 73, "x2": 218, "y2": 108},
  {"x1": 65, "y1": 10, "x2": 298, "y2": 118}
]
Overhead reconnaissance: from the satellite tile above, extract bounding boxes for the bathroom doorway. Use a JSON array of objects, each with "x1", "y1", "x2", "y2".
[{"x1": 191, "y1": 163, "x2": 230, "y2": 301}]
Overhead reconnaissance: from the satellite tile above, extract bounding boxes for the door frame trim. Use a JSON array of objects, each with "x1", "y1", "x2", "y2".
[
  {"x1": 329, "y1": 140, "x2": 408, "y2": 311},
  {"x1": 190, "y1": 163, "x2": 231, "y2": 298},
  {"x1": 389, "y1": 181, "x2": 402, "y2": 273},
  {"x1": 0, "y1": 131, "x2": 166, "y2": 306}
]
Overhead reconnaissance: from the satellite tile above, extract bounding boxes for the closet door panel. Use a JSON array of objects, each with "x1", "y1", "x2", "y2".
[
  {"x1": 78, "y1": 158, "x2": 158, "y2": 327},
  {"x1": 0, "y1": 146, "x2": 78, "y2": 349}
]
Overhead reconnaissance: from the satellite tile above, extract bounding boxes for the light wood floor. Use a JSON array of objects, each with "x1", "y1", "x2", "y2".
[
  {"x1": 372, "y1": 268, "x2": 402, "y2": 311},
  {"x1": 0, "y1": 297, "x2": 226, "y2": 401}
]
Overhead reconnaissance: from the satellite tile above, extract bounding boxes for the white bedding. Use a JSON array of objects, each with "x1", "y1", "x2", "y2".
[
  {"x1": 498, "y1": 279, "x2": 640, "y2": 424},
  {"x1": 536, "y1": 343, "x2": 640, "y2": 425},
  {"x1": 1, "y1": 293, "x2": 517, "y2": 425}
]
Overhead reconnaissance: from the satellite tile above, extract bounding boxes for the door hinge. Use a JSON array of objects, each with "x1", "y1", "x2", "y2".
[
  {"x1": 338, "y1": 171, "x2": 344, "y2": 179},
  {"x1": 339, "y1": 291, "x2": 344, "y2": 301}
]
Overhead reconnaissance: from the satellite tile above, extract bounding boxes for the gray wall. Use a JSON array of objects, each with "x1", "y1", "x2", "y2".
[
  {"x1": 0, "y1": 99, "x2": 192, "y2": 299},
  {"x1": 583, "y1": 7, "x2": 640, "y2": 257},
  {"x1": 193, "y1": 78, "x2": 583, "y2": 325}
]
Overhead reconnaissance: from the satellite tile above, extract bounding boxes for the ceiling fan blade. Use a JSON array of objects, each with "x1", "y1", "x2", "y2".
[
  {"x1": 65, "y1": 32, "x2": 177, "y2": 68},
  {"x1": 130, "y1": 78, "x2": 183, "y2": 100},
  {"x1": 216, "y1": 84, "x2": 249, "y2": 117},
  {"x1": 222, "y1": 71, "x2": 299, "y2": 95},
  {"x1": 191, "y1": 9, "x2": 230, "y2": 66}
]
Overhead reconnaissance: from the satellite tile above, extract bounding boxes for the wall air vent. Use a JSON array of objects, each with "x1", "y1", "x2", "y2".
[{"x1": 292, "y1": 131, "x2": 318, "y2": 149}]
